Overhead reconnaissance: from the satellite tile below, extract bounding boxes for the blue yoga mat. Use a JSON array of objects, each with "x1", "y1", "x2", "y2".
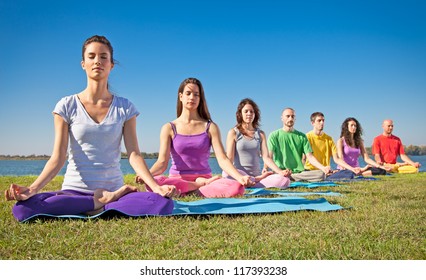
[
  {"x1": 18, "y1": 196, "x2": 345, "y2": 222},
  {"x1": 289, "y1": 181, "x2": 339, "y2": 188},
  {"x1": 325, "y1": 176, "x2": 380, "y2": 183},
  {"x1": 245, "y1": 188, "x2": 342, "y2": 197},
  {"x1": 171, "y1": 197, "x2": 344, "y2": 215}
]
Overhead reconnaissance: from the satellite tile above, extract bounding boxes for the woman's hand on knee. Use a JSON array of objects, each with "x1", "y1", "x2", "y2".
[
  {"x1": 239, "y1": 175, "x2": 256, "y2": 187},
  {"x1": 135, "y1": 175, "x2": 144, "y2": 184},
  {"x1": 5, "y1": 184, "x2": 35, "y2": 201},
  {"x1": 156, "y1": 185, "x2": 180, "y2": 198}
]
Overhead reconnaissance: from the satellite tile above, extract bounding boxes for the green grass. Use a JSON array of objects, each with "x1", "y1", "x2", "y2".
[{"x1": 0, "y1": 173, "x2": 425, "y2": 260}]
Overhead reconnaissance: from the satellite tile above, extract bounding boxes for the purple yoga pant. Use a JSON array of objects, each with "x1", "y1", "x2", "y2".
[{"x1": 12, "y1": 190, "x2": 174, "y2": 222}]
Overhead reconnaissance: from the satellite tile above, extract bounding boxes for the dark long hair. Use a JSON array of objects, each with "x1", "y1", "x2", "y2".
[
  {"x1": 82, "y1": 35, "x2": 115, "y2": 64},
  {"x1": 81, "y1": 35, "x2": 117, "y2": 91},
  {"x1": 235, "y1": 98, "x2": 261, "y2": 135},
  {"x1": 176, "y1": 77, "x2": 211, "y2": 121},
  {"x1": 340, "y1": 117, "x2": 363, "y2": 148}
]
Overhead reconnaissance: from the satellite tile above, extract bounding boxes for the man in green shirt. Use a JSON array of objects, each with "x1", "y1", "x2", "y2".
[{"x1": 267, "y1": 108, "x2": 330, "y2": 182}]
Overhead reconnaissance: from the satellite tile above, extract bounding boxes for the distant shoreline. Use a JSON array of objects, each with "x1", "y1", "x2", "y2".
[
  {"x1": 0, "y1": 152, "x2": 157, "y2": 160},
  {"x1": 1, "y1": 146, "x2": 425, "y2": 160},
  {"x1": 0, "y1": 155, "x2": 51, "y2": 160},
  {"x1": 0, "y1": 155, "x2": 152, "y2": 160}
]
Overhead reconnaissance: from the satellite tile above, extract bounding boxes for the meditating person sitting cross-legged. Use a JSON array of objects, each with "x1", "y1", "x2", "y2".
[
  {"x1": 336, "y1": 117, "x2": 391, "y2": 176},
  {"x1": 5, "y1": 35, "x2": 177, "y2": 222},
  {"x1": 136, "y1": 77, "x2": 255, "y2": 197},
  {"x1": 222, "y1": 98, "x2": 290, "y2": 189}
]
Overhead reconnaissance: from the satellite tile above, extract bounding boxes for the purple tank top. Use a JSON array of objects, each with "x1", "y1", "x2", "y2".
[
  {"x1": 169, "y1": 122, "x2": 212, "y2": 175},
  {"x1": 338, "y1": 138, "x2": 360, "y2": 169}
]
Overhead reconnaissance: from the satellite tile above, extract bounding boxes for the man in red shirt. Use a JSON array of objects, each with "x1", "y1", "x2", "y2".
[{"x1": 372, "y1": 119, "x2": 421, "y2": 173}]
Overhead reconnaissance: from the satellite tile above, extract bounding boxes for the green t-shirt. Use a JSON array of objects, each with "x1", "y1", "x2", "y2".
[{"x1": 267, "y1": 129, "x2": 312, "y2": 173}]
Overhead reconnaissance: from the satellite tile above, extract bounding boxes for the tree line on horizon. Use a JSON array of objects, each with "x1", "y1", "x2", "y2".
[{"x1": 1, "y1": 145, "x2": 426, "y2": 160}]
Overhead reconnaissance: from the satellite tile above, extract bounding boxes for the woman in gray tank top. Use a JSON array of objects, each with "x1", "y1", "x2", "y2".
[{"x1": 224, "y1": 98, "x2": 290, "y2": 189}]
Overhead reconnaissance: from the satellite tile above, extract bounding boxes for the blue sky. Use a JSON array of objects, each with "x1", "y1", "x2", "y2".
[{"x1": 1, "y1": 0, "x2": 425, "y2": 155}]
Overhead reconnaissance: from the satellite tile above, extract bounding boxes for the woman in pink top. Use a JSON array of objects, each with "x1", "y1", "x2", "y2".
[
  {"x1": 337, "y1": 117, "x2": 390, "y2": 176},
  {"x1": 137, "y1": 78, "x2": 254, "y2": 197}
]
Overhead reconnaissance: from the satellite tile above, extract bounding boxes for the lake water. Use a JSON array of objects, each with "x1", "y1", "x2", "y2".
[{"x1": 1, "y1": 156, "x2": 425, "y2": 176}]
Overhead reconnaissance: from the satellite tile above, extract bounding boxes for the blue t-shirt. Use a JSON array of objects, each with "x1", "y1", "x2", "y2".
[{"x1": 53, "y1": 94, "x2": 139, "y2": 193}]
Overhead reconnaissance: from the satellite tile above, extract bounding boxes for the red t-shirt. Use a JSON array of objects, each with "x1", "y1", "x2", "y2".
[{"x1": 372, "y1": 134, "x2": 405, "y2": 164}]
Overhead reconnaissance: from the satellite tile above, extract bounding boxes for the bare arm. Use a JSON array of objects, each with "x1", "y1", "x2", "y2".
[
  {"x1": 361, "y1": 141, "x2": 379, "y2": 167},
  {"x1": 149, "y1": 123, "x2": 172, "y2": 176},
  {"x1": 400, "y1": 154, "x2": 421, "y2": 168},
  {"x1": 305, "y1": 152, "x2": 330, "y2": 174},
  {"x1": 336, "y1": 137, "x2": 361, "y2": 174},
  {"x1": 225, "y1": 128, "x2": 236, "y2": 163},
  {"x1": 332, "y1": 153, "x2": 359, "y2": 173},
  {"x1": 372, "y1": 138, "x2": 383, "y2": 165},
  {"x1": 263, "y1": 149, "x2": 274, "y2": 171},
  {"x1": 124, "y1": 117, "x2": 177, "y2": 197},
  {"x1": 259, "y1": 131, "x2": 291, "y2": 177},
  {"x1": 374, "y1": 153, "x2": 383, "y2": 165},
  {"x1": 8, "y1": 114, "x2": 68, "y2": 200},
  {"x1": 209, "y1": 123, "x2": 253, "y2": 187},
  {"x1": 360, "y1": 141, "x2": 389, "y2": 171}
]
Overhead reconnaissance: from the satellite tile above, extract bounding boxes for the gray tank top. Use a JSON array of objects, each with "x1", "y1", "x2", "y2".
[{"x1": 233, "y1": 127, "x2": 262, "y2": 176}]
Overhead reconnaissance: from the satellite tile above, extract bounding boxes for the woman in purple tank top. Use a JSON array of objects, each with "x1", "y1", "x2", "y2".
[
  {"x1": 137, "y1": 78, "x2": 254, "y2": 197},
  {"x1": 337, "y1": 117, "x2": 390, "y2": 176}
]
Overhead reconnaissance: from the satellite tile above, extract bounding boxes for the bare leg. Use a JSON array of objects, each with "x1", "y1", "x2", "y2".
[
  {"x1": 4, "y1": 189, "x2": 12, "y2": 201},
  {"x1": 186, "y1": 176, "x2": 222, "y2": 195},
  {"x1": 88, "y1": 185, "x2": 138, "y2": 215},
  {"x1": 195, "y1": 175, "x2": 221, "y2": 186},
  {"x1": 361, "y1": 170, "x2": 373, "y2": 176},
  {"x1": 175, "y1": 176, "x2": 222, "y2": 194}
]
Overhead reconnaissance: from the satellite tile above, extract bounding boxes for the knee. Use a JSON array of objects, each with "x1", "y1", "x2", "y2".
[
  {"x1": 199, "y1": 179, "x2": 245, "y2": 198},
  {"x1": 266, "y1": 174, "x2": 290, "y2": 189},
  {"x1": 311, "y1": 170, "x2": 326, "y2": 182},
  {"x1": 12, "y1": 202, "x2": 37, "y2": 222},
  {"x1": 398, "y1": 166, "x2": 419, "y2": 174},
  {"x1": 279, "y1": 176, "x2": 291, "y2": 188},
  {"x1": 218, "y1": 179, "x2": 245, "y2": 197}
]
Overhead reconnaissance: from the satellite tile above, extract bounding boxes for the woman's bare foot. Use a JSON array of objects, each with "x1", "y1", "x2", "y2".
[
  {"x1": 90, "y1": 185, "x2": 138, "y2": 214},
  {"x1": 256, "y1": 171, "x2": 273, "y2": 181},
  {"x1": 195, "y1": 175, "x2": 221, "y2": 186},
  {"x1": 94, "y1": 185, "x2": 138, "y2": 205},
  {"x1": 135, "y1": 175, "x2": 144, "y2": 184},
  {"x1": 85, "y1": 207, "x2": 105, "y2": 216},
  {"x1": 4, "y1": 189, "x2": 13, "y2": 201}
]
